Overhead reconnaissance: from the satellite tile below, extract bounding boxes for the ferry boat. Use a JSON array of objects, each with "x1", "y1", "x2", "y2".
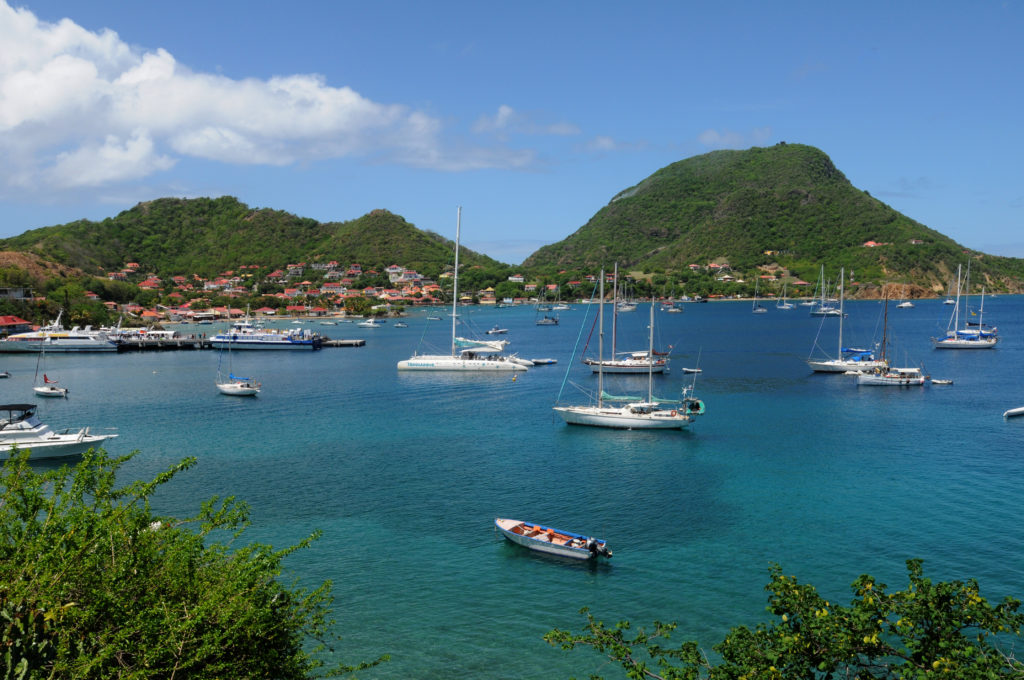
[
  {"x1": 210, "y1": 317, "x2": 322, "y2": 350},
  {"x1": 0, "y1": 312, "x2": 117, "y2": 352}
]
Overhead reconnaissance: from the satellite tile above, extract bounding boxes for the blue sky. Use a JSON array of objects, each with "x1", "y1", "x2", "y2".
[{"x1": 1, "y1": 1, "x2": 1021, "y2": 265}]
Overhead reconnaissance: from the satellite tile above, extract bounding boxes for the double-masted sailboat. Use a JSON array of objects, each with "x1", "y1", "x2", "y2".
[{"x1": 554, "y1": 269, "x2": 704, "y2": 429}]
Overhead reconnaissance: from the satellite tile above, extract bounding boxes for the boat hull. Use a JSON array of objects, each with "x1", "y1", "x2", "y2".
[
  {"x1": 33, "y1": 386, "x2": 68, "y2": 398},
  {"x1": 216, "y1": 382, "x2": 260, "y2": 396},
  {"x1": 1003, "y1": 406, "x2": 1024, "y2": 418},
  {"x1": 553, "y1": 405, "x2": 692, "y2": 429},
  {"x1": 209, "y1": 339, "x2": 318, "y2": 350},
  {"x1": 584, "y1": 360, "x2": 667, "y2": 374},
  {"x1": 807, "y1": 358, "x2": 887, "y2": 373},
  {"x1": 494, "y1": 518, "x2": 610, "y2": 560},
  {"x1": 1, "y1": 433, "x2": 116, "y2": 458},
  {"x1": 856, "y1": 372, "x2": 925, "y2": 386},
  {"x1": 397, "y1": 355, "x2": 527, "y2": 371},
  {"x1": 0, "y1": 338, "x2": 117, "y2": 352},
  {"x1": 932, "y1": 337, "x2": 998, "y2": 349}
]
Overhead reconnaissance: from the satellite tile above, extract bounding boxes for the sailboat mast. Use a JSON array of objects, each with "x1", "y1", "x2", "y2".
[
  {"x1": 647, "y1": 299, "x2": 655, "y2": 402},
  {"x1": 953, "y1": 264, "x2": 962, "y2": 332},
  {"x1": 450, "y1": 206, "x2": 461, "y2": 357},
  {"x1": 837, "y1": 267, "x2": 844, "y2": 358},
  {"x1": 597, "y1": 269, "x2": 605, "y2": 408},
  {"x1": 611, "y1": 262, "x2": 618, "y2": 358},
  {"x1": 881, "y1": 294, "x2": 889, "y2": 362}
]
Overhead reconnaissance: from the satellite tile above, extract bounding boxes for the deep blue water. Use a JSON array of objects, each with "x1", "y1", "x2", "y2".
[{"x1": 3, "y1": 298, "x2": 1023, "y2": 678}]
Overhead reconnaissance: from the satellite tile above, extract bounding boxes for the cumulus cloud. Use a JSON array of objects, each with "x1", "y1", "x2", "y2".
[{"x1": 0, "y1": 1, "x2": 532, "y2": 196}]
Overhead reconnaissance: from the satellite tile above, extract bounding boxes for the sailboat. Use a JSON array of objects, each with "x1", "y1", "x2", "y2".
[
  {"x1": 33, "y1": 341, "x2": 68, "y2": 398},
  {"x1": 582, "y1": 264, "x2": 667, "y2": 374},
  {"x1": 554, "y1": 271, "x2": 704, "y2": 429},
  {"x1": 397, "y1": 208, "x2": 527, "y2": 372},
  {"x1": 856, "y1": 297, "x2": 925, "y2": 386},
  {"x1": 215, "y1": 336, "x2": 261, "y2": 396},
  {"x1": 932, "y1": 264, "x2": 997, "y2": 349},
  {"x1": 776, "y1": 283, "x2": 795, "y2": 310},
  {"x1": 751, "y1": 277, "x2": 767, "y2": 314},
  {"x1": 896, "y1": 284, "x2": 914, "y2": 309},
  {"x1": 807, "y1": 267, "x2": 886, "y2": 373},
  {"x1": 809, "y1": 265, "x2": 841, "y2": 316}
]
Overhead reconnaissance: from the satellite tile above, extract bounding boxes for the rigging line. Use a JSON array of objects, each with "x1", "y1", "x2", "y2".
[
  {"x1": 807, "y1": 311, "x2": 829, "y2": 360},
  {"x1": 554, "y1": 281, "x2": 599, "y2": 403}
]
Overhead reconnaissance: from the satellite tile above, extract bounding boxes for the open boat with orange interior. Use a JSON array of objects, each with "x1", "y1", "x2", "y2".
[{"x1": 494, "y1": 518, "x2": 612, "y2": 560}]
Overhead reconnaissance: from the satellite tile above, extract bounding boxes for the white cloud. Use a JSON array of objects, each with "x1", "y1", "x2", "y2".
[
  {"x1": 0, "y1": 0, "x2": 531, "y2": 197},
  {"x1": 698, "y1": 126, "x2": 774, "y2": 150},
  {"x1": 48, "y1": 131, "x2": 175, "y2": 188},
  {"x1": 474, "y1": 105, "x2": 580, "y2": 137}
]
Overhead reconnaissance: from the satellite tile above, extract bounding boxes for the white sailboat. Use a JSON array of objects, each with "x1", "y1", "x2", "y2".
[
  {"x1": 932, "y1": 264, "x2": 997, "y2": 349},
  {"x1": 582, "y1": 263, "x2": 667, "y2": 374},
  {"x1": 896, "y1": 284, "x2": 914, "y2": 308},
  {"x1": 32, "y1": 342, "x2": 67, "y2": 398},
  {"x1": 856, "y1": 297, "x2": 925, "y2": 386},
  {"x1": 776, "y1": 283, "x2": 795, "y2": 310},
  {"x1": 397, "y1": 208, "x2": 527, "y2": 372},
  {"x1": 215, "y1": 337, "x2": 261, "y2": 396},
  {"x1": 809, "y1": 265, "x2": 841, "y2": 316},
  {"x1": 807, "y1": 267, "x2": 886, "y2": 373},
  {"x1": 752, "y1": 277, "x2": 768, "y2": 314},
  {"x1": 554, "y1": 272, "x2": 704, "y2": 430}
]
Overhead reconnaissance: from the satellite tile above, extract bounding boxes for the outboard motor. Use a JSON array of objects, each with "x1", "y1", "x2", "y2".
[{"x1": 586, "y1": 537, "x2": 612, "y2": 558}]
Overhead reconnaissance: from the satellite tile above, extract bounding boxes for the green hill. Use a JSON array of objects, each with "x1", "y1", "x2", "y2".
[
  {"x1": 0, "y1": 197, "x2": 503, "y2": 279},
  {"x1": 522, "y1": 143, "x2": 1024, "y2": 291}
]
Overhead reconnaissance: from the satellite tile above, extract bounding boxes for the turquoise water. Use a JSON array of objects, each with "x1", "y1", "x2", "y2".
[{"x1": 4, "y1": 298, "x2": 1024, "y2": 678}]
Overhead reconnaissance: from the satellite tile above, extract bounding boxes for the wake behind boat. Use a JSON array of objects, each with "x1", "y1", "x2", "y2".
[
  {"x1": 494, "y1": 518, "x2": 611, "y2": 560},
  {"x1": 0, "y1": 403, "x2": 116, "y2": 459}
]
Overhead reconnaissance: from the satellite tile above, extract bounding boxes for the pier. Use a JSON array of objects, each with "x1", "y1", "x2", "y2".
[{"x1": 113, "y1": 336, "x2": 365, "y2": 351}]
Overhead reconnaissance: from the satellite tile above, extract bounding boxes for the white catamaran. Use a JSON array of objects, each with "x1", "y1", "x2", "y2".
[{"x1": 397, "y1": 208, "x2": 527, "y2": 372}]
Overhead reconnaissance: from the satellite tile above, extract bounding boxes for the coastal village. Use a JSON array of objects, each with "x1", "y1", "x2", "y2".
[{"x1": 0, "y1": 235, "x2": 941, "y2": 334}]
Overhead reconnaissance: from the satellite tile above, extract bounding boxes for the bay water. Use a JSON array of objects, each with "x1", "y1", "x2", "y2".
[{"x1": 4, "y1": 297, "x2": 1023, "y2": 678}]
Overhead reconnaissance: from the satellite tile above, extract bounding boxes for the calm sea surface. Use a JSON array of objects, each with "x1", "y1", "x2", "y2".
[{"x1": 4, "y1": 298, "x2": 1024, "y2": 678}]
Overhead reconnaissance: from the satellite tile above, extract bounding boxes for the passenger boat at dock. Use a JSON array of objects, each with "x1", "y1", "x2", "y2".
[
  {"x1": 0, "y1": 311, "x2": 117, "y2": 352},
  {"x1": 210, "y1": 316, "x2": 322, "y2": 350}
]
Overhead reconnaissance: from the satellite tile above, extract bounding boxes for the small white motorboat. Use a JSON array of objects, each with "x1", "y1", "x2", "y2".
[
  {"x1": 486, "y1": 326, "x2": 508, "y2": 335},
  {"x1": 0, "y1": 403, "x2": 116, "y2": 458},
  {"x1": 495, "y1": 518, "x2": 611, "y2": 560},
  {"x1": 1003, "y1": 406, "x2": 1024, "y2": 418},
  {"x1": 931, "y1": 379, "x2": 953, "y2": 385},
  {"x1": 0, "y1": 370, "x2": 9, "y2": 378},
  {"x1": 530, "y1": 358, "x2": 557, "y2": 365},
  {"x1": 682, "y1": 367, "x2": 702, "y2": 374}
]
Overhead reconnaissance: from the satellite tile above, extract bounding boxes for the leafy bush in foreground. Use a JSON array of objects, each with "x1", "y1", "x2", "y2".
[
  {"x1": 0, "y1": 448, "x2": 386, "y2": 679},
  {"x1": 547, "y1": 560, "x2": 1024, "y2": 679}
]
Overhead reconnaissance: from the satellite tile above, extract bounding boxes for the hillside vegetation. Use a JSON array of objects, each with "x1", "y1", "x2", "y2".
[
  {"x1": 524, "y1": 143, "x2": 1024, "y2": 292},
  {"x1": 2, "y1": 144, "x2": 1024, "y2": 298},
  {"x1": 0, "y1": 197, "x2": 502, "y2": 279}
]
